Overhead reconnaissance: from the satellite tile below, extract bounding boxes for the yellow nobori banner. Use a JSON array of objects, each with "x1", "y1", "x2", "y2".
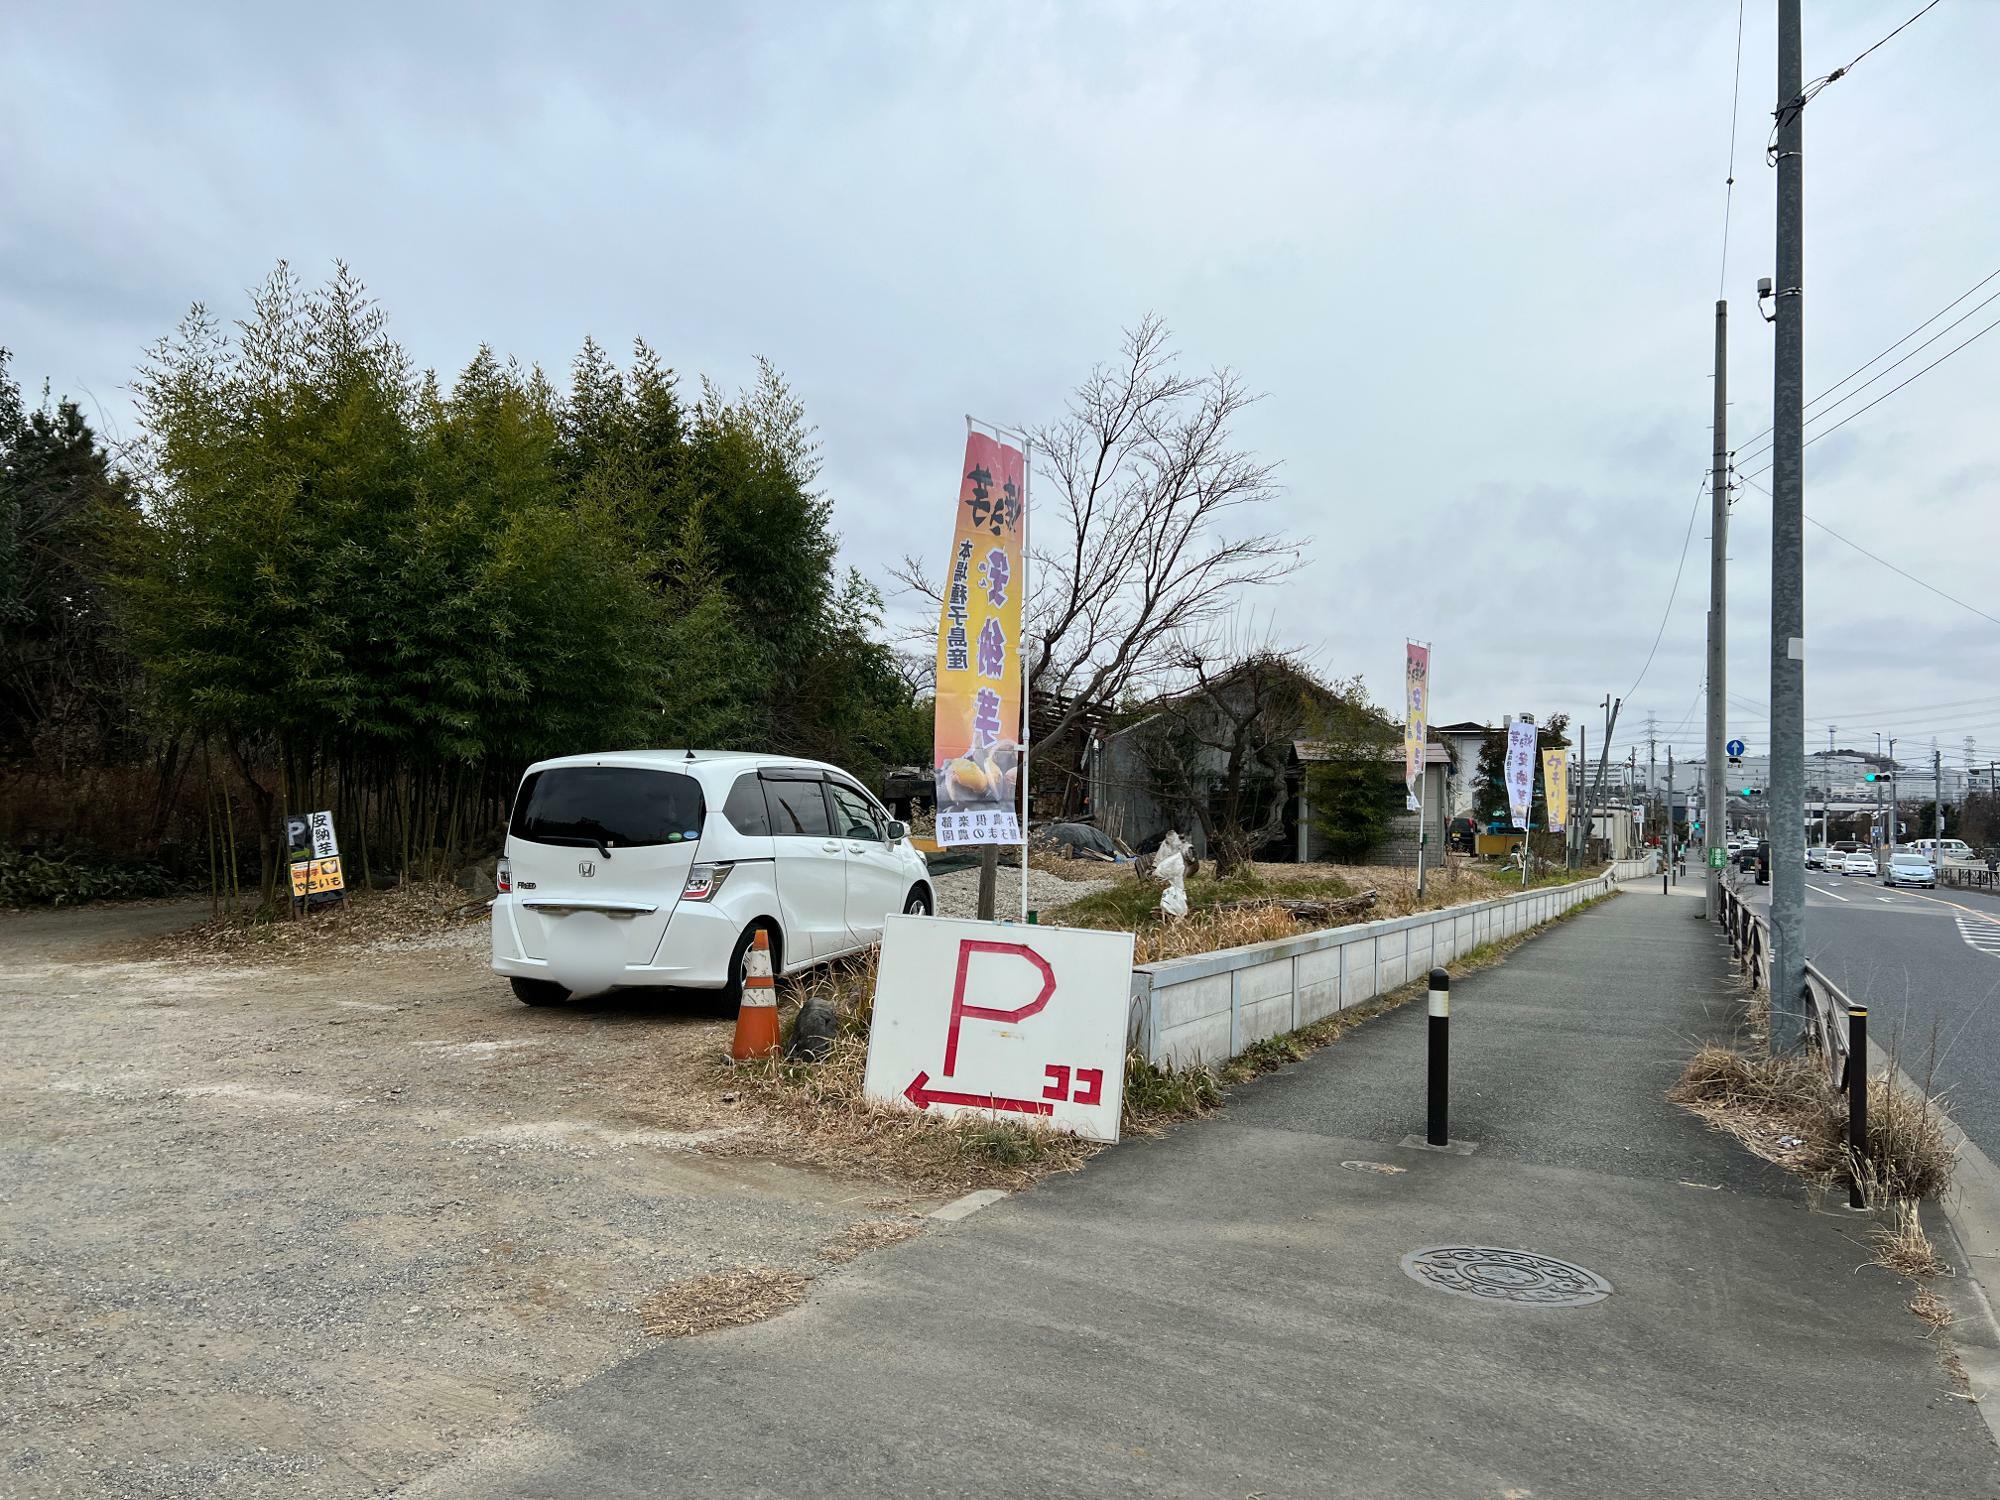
[
  {"x1": 932, "y1": 429, "x2": 1024, "y2": 847},
  {"x1": 1542, "y1": 748, "x2": 1570, "y2": 833}
]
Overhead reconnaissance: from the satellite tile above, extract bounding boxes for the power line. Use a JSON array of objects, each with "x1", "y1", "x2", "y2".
[
  {"x1": 1736, "y1": 262, "x2": 2000, "y2": 464},
  {"x1": 1718, "y1": 0, "x2": 1747, "y2": 299},
  {"x1": 1768, "y1": 0, "x2": 1947, "y2": 157},
  {"x1": 1733, "y1": 470, "x2": 2000, "y2": 629},
  {"x1": 1668, "y1": 675, "x2": 1706, "y2": 738},
  {"x1": 1739, "y1": 308, "x2": 2000, "y2": 482},
  {"x1": 1620, "y1": 474, "x2": 1708, "y2": 702},
  {"x1": 1734, "y1": 270, "x2": 2000, "y2": 467},
  {"x1": 1841, "y1": 0, "x2": 1946, "y2": 77}
]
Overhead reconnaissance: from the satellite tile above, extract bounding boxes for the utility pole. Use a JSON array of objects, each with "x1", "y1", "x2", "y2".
[
  {"x1": 1646, "y1": 712, "x2": 1658, "y2": 845},
  {"x1": 1570, "y1": 723, "x2": 1587, "y2": 870},
  {"x1": 1584, "y1": 696, "x2": 1621, "y2": 864},
  {"x1": 1767, "y1": 0, "x2": 1808, "y2": 1051},
  {"x1": 1936, "y1": 744, "x2": 1945, "y2": 842},
  {"x1": 1705, "y1": 300, "x2": 1729, "y2": 919},
  {"x1": 1666, "y1": 746, "x2": 1676, "y2": 882},
  {"x1": 1887, "y1": 736, "x2": 1898, "y2": 850}
]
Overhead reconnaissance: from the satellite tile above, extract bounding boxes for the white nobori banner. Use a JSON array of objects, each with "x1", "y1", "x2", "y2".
[{"x1": 1504, "y1": 719, "x2": 1538, "y2": 830}]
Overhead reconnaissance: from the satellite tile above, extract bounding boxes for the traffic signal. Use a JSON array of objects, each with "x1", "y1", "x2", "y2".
[
  {"x1": 1864, "y1": 772, "x2": 1879, "y2": 783},
  {"x1": 1739, "y1": 787, "x2": 1759, "y2": 798}
]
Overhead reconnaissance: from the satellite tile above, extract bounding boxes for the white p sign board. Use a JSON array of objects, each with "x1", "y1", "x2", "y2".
[{"x1": 863, "y1": 915, "x2": 1136, "y2": 1143}]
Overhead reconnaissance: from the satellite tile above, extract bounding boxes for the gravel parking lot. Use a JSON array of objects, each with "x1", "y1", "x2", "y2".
[
  {"x1": 0, "y1": 902, "x2": 928, "y2": 1499},
  {"x1": 930, "y1": 862, "x2": 1115, "y2": 919}
]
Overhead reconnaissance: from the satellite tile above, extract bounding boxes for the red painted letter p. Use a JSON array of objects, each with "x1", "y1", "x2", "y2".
[{"x1": 942, "y1": 941, "x2": 1057, "y2": 1077}]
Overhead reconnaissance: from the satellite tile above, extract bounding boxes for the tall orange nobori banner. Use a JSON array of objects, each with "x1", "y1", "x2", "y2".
[{"x1": 932, "y1": 424, "x2": 1027, "y2": 855}]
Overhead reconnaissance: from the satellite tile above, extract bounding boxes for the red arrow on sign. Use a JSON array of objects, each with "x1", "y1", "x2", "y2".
[{"x1": 902, "y1": 1070, "x2": 1053, "y2": 1118}]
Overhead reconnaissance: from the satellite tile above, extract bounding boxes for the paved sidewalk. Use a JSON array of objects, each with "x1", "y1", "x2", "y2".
[{"x1": 404, "y1": 885, "x2": 1999, "y2": 1499}]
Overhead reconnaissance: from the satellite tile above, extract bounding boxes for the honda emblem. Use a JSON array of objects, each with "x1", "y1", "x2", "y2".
[{"x1": 578, "y1": 860, "x2": 596, "y2": 878}]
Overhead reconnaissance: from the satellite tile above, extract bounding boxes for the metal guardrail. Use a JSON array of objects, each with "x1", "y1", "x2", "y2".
[
  {"x1": 1944, "y1": 866, "x2": 2000, "y2": 893},
  {"x1": 1714, "y1": 884, "x2": 1858, "y2": 1087}
]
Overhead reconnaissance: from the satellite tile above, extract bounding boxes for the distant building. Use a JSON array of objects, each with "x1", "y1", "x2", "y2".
[{"x1": 1087, "y1": 667, "x2": 1448, "y2": 863}]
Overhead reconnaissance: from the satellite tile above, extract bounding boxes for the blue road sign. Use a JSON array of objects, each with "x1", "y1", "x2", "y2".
[{"x1": 1726, "y1": 739, "x2": 1745, "y2": 758}]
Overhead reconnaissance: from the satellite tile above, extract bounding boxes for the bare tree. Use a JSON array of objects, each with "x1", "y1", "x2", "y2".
[{"x1": 897, "y1": 317, "x2": 1302, "y2": 751}]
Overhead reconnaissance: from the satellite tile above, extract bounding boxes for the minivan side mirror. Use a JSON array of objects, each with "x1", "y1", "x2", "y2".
[{"x1": 884, "y1": 820, "x2": 909, "y2": 843}]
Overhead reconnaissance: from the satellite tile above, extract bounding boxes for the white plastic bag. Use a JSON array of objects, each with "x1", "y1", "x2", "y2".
[{"x1": 1154, "y1": 830, "x2": 1189, "y2": 919}]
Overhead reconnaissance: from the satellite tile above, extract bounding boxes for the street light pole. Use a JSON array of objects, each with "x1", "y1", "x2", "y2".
[{"x1": 1767, "y1": 0, "x2": 1809, "y2": 1050}]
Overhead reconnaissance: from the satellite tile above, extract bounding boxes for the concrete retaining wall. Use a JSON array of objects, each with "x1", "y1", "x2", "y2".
[{"x1": 1127, "y1": 872, "x2": 1616, "y2": 1069}]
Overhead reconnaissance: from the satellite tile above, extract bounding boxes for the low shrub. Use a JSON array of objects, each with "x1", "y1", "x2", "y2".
[{"x1": 0, "y1": 845, "x2": 178, "y2": 907}]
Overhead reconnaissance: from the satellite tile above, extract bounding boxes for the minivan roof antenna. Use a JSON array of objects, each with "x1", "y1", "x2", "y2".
[{"x1": 684, "y1": 749, "x2": 696, "y2": 760}]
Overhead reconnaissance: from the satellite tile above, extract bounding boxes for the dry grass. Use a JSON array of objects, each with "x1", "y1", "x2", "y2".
[
  {"x1": 1133, "y1": 905, "x2": 1301, "y2": 963},
  {"x1": 637, "y1": 1266, "x2": 811, "y2": 1338},
  {"x1": 1870, "y1": 1200, "x2": 1950, "y2": 1280},
  {"x1": 1669, "y1": 1045, "x2": 1957, "y2": 1201},
  {"x1": 1910, "y1": 1284, "x2": 1956, "y2": 1334},
  {"x1": 719, "y1": 1027, "x2": 1099, "y2": 1194},
  {"x1": 149, "y1": 879, "x2": 484, "y2": 962},
  {"x1": 817, "y1": 1217, "x2": 928, "y2": 1265}
]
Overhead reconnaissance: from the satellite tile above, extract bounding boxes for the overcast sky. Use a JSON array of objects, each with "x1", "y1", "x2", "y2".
[{"x1": 5, "y1": 1, "x2": 1996, "y2": 775}]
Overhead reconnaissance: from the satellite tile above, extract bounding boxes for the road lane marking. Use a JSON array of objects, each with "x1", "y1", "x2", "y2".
[
  {"x1": 1809, "y1": 883, "x2": 1851, "y2": 903},
  {"x1": 1894, "y1": 889, "x2": 2000, "y2": 928},
  {"x1": 1956, "y1": 917, "x2": 2000, "y2": 958}
]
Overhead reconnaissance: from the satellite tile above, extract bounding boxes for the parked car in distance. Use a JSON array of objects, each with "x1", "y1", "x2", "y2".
[
  {"x1": 1912, "y1": 837, "x2": 1974, "y2": 866},
  {"x1": 1840, "y1": 851, "x2": 1879, "y2": 877},
  {"x1": 490, "y1": 750, "x2": 935, "y2": 1006},
  {"x1": 1884, "y1": 852, "x2": 1937, "y2": 888},
  {"x1": 1832, "y1": 839, "x2": 1860, "y2": 854},
  {"x1": 1805, "y1": 846, "x2": 1834, "y2": 870}
]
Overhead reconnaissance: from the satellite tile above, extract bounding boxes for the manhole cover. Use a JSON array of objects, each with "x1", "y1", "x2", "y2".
[
  {"x1": 1400, "y1": 1246, "x2": 1612, "y2": 1307},
  {"x1": 1340, "y1": 1160, "x2": 1407, "y2": 1176}
]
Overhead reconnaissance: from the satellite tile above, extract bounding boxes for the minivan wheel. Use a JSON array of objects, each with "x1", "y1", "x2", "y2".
[
  {"x1": 510, "y1": 976, "x2": 569, "y2": 1007},
  {"x1": 720, "y1": 922, "x2": 780, "y2": 1008},
  {"x1": 904, "y1": 886, "x2": 932, "y2": 916}
]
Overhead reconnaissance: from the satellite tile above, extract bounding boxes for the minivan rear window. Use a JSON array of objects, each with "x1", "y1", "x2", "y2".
[
  {"x1": 510, "y1": 767, "x2": 705, "y2": 849},
  {"x1": 722, "y1": 772, "x2": 772, "y2": 836}
]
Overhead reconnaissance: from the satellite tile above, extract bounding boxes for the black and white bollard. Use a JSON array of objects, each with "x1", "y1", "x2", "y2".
[
  {"x1": 1848, "y1": 1005, "x2": 1869, "y2": 1210},
  {"x1": 1427, "y1": 967, "x2": 1450, "y2": 1148}
]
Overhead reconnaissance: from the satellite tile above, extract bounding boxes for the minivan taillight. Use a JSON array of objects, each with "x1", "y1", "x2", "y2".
[
  {"x1": 496, "y1": 859, "x2": 512, "y2": 894},
  {"x1": 680, "y1": 863, "x2": 732, "y2": 901}
]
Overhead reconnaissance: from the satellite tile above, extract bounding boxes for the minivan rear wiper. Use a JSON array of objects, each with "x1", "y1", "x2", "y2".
[{"x1": 572, "y1": 817, "x2": 616, "y2": 861}]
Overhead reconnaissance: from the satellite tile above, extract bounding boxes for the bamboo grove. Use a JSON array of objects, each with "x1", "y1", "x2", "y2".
[{"x1": 0, "y1": 262, "x2": 928, "y2": 907}]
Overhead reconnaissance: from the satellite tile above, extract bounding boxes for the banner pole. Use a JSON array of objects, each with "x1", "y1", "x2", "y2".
[
  {"x1": 1020, "y1": 437, "x2": 1032, "y2": 925},
  {"x1": 1413, "y1": 639, "x2": 1427, "y2": 900}
]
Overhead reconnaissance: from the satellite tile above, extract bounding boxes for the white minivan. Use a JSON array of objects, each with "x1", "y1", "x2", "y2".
[
  {"x1": 490, "y1": 751, "x2": 934, "y2": 1006},
  {"x1": 1912, "y1": 838, "x2": 1973, "y2": 866}
]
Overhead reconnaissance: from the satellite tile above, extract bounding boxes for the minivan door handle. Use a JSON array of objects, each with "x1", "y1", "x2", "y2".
[
  {"x1": 821, "y1": 840, "x2": 842, "y2": 854},
  {"x1": 846, "y1": 841, "x2": 866, "y2": 855}
]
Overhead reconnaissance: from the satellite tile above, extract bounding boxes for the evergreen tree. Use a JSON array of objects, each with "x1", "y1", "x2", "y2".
[
  {"x1": 0, "y1": 349, "x2": 139, "y2": 760},
  {"x1": 1303, "y1": 681, "x2": 1402, "y2": 860}
]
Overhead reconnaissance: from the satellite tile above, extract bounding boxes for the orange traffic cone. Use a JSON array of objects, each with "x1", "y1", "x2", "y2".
[{"x1": 730, "y1": 928, "x2": 780, "y2": 1061}]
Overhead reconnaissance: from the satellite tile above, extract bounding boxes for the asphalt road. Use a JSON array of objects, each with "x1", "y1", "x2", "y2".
[{"x1": 1738, "y1": 871, "x2": 2000, "y2": 1157}]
